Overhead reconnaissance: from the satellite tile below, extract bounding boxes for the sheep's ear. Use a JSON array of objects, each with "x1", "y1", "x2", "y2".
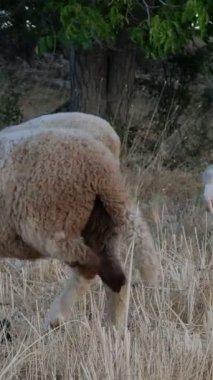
[{"x1": 207, "y1": 199, "x2": 213, "y2": 214}]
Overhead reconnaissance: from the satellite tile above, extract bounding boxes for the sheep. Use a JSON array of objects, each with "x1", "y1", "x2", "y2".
[
  {"x1": 2, "y1": 112, "x2": 121, "y2": 274},
  {"x1": 15, "y1": 113, "x2": 159, "y2": 284},
  {"x1": 202, "y1": 165, "x2": 213, "y2": 214},
  {"x1": 6, "y1": 112, "x2": 157, "y2": 278},
  {"x1": 0, "y1": 116, "x2": 160, "y2": 330}
]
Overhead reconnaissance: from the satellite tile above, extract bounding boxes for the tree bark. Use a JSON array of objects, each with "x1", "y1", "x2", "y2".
[
  {"x1": 107, "y1": 33, "x2": 136, "y2": 124},
  {"x1": 68, "y1": 33, "x2": 136, "y2": 124},
  {"x1": 69, "y1": 46, "x2": 108, "y2": 116}
]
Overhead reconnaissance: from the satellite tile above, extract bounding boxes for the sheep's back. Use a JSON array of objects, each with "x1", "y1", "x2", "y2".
[{"x1": 2, "y1": 112, "x2": 120, "y2": 160}]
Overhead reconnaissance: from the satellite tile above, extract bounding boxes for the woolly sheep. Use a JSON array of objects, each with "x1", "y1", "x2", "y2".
[
  {"x1": 2, "y1": 113, "x2": 121, "y2": 276},
  {"x1": 7, "y1": 112, "x2": 159, "y2": 280},
  {"x1": 0, "y1": 115, "x2": 160, "y2": 330}
]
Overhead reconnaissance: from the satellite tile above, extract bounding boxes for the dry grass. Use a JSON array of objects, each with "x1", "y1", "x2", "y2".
[{"x1": 0, "y1": 163, "x2": 213, "y2": 380}]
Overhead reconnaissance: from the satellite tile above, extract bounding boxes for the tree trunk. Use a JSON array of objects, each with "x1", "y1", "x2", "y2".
[
  {"x1": 69, "y1": 46, "x2": 108, "y2": 116},
  {"x1": 107, "y1": 33, "x2": 136, "y2": 124},
  {"x1": 68, "y1": 34, "x2": 136, "y2": 124}
]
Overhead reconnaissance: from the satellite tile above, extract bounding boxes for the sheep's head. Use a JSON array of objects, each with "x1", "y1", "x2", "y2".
[{"x1": 202, "y1": 165, "x2": 213, "y2": 214}]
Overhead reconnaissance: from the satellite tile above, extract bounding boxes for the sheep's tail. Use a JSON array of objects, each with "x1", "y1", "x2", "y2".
[
  {"x1": 98, "y1": 168, "x2": 160, "y2": 285},
  {"x1": 124, "y1": 205, "x2": 160, "y2": 285}
]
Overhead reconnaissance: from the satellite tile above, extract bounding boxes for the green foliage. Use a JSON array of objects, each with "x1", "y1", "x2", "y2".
[
  {"x1": 36, "y1": 35, "x2": 57, "y2": 55},
  {"x1": 59, "y1": 4, "x2": 113, "y2": 48},
  {"x1": 182, "y1": 0, "x2": 209, "y2": 37},
  {"x1": 1, "y1": 0, "x2": 213, "y2": 58},
  {"x1": 130, "y1": 0, "x2": 212, "y2": 58},
  {"x1": 44, "y1": 0, "x2": 133, "y2": 48},
  {"x1": 130, "y1": 15, "x2": 188, "y2": 58},
  {"x1": 42, "y1": 0, "x2": 213, "y2": 57}
]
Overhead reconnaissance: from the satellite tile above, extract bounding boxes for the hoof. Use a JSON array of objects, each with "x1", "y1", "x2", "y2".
[
  {"x1": 0, "y1": 318, "x2": 12, "y2": 343},
  {"x1": 45, "y1": 304, "x2": 66, "y2": 331},
  {"x1": 49, "y1": 317, "x2": 63, "y2": 330}
]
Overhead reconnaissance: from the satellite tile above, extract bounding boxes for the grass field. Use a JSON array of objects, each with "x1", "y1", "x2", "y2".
[{"x1": 0, "y1": 161, "x2": 213, "y2": 380}]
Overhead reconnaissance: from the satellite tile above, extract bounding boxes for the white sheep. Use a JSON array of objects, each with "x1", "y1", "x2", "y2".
[{"x1": 0, "y1": 114, "x2": 160, "y2": 330}]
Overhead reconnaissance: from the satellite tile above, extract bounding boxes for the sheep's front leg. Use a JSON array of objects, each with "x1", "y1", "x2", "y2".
[
  {"x1": 43, "y1": 236, "x2": 100, "y2": 328},
  {"x1": 46, "y1": 268, "x2": 91, "y2": 329},
  {"x1": 18, "y1": 226, "x2": 101, "y2": 327},
  {"x1": 104, "y1": 284, "x2": 127, "y2": 331}
]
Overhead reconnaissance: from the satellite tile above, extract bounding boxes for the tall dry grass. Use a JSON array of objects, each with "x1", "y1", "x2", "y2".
[{"x1": 0, "y1": 146, "x2": 213, "y2": 379}]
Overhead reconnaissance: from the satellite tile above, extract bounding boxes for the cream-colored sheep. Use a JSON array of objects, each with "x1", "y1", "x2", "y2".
[
  {"x1": 0, "y1": 117, "x2": 160, "y2": 330},
  {"x1": 3, "y1": 112, "x2": 121, "y2": 274},
  {"x1": 6, "y1": 112, "x2": 158, "y2": 280}
]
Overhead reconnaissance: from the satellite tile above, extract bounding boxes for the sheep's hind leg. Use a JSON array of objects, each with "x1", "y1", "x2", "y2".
[
  {"x1": 98, "y1": 237, "x2": 127, "y2": 331},
  {"x1": 46, "y1": 267, "x2": 91, "y2": 329},
  {"x1": 82, "y1": 199, "x2": 127, "y2": 331},
  {"x1": 0, "y1": 234, "x2": 44, "y2": 261}
]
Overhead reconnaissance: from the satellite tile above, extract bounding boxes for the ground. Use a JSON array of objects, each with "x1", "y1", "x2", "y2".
[{"x1": 0, "y1": 158, "x2": 212, "y2": 380}]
